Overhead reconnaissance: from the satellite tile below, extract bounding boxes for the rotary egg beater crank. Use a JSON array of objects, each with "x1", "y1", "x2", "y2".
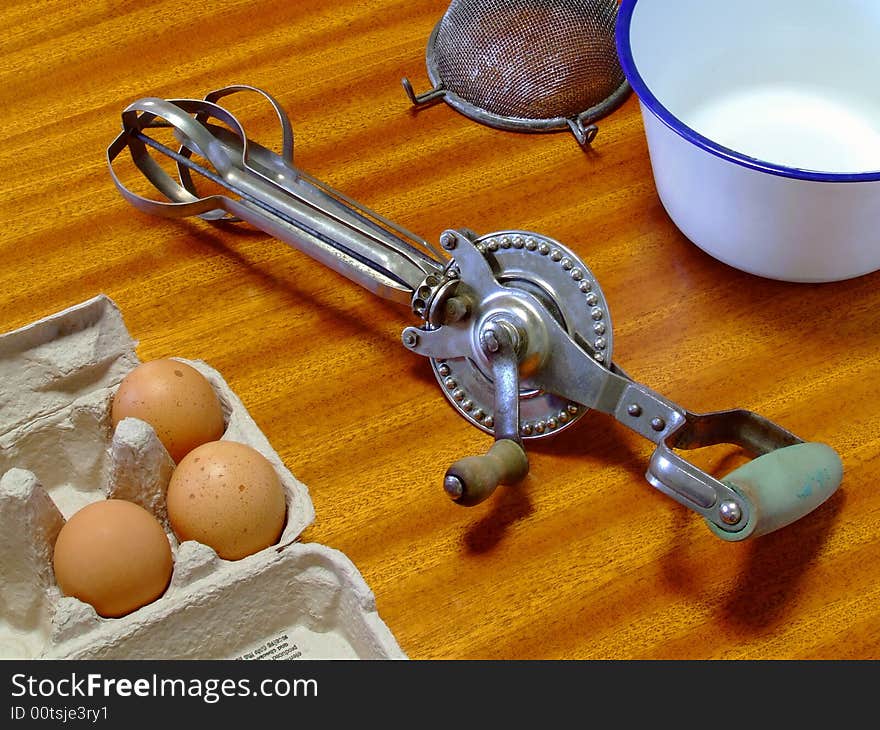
[{"x1": 107, "y1": 85, "x2": 842, "y2": 542}]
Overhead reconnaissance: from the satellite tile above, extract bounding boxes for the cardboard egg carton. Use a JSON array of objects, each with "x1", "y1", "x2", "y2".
[{"x1": 0, "y1": 295, "x2": 405, "y2": 660}]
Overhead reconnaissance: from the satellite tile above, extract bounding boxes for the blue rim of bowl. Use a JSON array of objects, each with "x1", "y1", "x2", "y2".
[{"x1": 615, "y1": 0, "x2": 880, "y2": 183}]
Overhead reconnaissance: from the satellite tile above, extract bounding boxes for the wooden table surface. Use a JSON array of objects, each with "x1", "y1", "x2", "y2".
[{"x1": 1, "y1": 0, "x2": 878, "y2": 660}]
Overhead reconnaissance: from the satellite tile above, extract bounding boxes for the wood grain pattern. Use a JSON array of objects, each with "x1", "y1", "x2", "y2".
[{"x1": 1, "y1": 0, "x2": 877, "y2": 659}]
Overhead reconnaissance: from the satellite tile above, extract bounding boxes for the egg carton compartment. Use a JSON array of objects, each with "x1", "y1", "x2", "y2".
[
  {"x1": 0, "y1": 295, "x2": 404, "y2": 660},
  {"x1": 42, "y1": 541, "x2": 403, "y2": 659}
]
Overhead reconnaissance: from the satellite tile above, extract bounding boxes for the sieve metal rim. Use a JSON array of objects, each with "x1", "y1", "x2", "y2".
[{"x1": 423, "y1": 19, "x2": 631, "y2": 138}]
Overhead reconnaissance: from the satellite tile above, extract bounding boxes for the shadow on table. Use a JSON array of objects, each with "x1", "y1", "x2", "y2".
[
  {"x1": 461, "y1": 414, "x2": 649, "y2": 555},
  {"x1": 721, "y1": 487, "x2": 845, "y2": 631},
  {"x1": 661, "y1": 483, "x2": 845, "y2": 638}
]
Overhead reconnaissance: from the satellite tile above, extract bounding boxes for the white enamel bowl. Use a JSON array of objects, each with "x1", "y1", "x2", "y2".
[{"x1": 616, "y1": 0, "x2": 880, "y2": 282}]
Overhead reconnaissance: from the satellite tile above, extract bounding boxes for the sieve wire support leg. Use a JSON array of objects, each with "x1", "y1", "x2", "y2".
[
  {"x1": 401, "y1": 77, "x2": 446, "y2": 107},
  {"x1": 567, "y1": 117, "x2": 599, "y2": 147}
]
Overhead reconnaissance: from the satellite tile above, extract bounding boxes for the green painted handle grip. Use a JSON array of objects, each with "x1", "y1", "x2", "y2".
[{"x1": 708, "y1": 442, "x2": 843, "y2": 541}]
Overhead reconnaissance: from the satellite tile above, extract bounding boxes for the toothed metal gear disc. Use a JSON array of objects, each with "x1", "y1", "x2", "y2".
[{"x1": 430, "y1": 230, "x2": 612, "y2": 439}]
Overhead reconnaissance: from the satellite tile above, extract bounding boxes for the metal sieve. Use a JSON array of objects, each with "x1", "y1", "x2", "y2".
[{"x1": 402, "y1": 0, "x2": 631, "y2": 146}]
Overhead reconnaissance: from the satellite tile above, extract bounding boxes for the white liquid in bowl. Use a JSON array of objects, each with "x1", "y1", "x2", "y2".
[
  {"x1": 626, "y1": 0, "x2": 880, "y2": 175},
  {"x1": 684, "y1": 86, "x2": 880, "y2": 174}
]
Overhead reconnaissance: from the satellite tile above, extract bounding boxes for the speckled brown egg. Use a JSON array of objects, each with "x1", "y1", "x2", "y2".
[
  {"x1": 53, "y1": 499, "x2": 173, "y2": 618},
  {"x1": 111, "y1": 358, "x2": 226, "y2": 463},
  {"x1": 166, "y1": 440, "x2": 287, "y2": 560}
]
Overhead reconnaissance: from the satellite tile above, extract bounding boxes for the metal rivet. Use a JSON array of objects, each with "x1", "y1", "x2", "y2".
[
  {"x1": 513, "y1": 236, "x2": 524, "y2": 248},
  {"x1": 484, "y1": 416, "x2": 494, "y2": 429},
  {"x1": 481, "y1": 329, "x2": 500, "y2": 353},
  {"x1": 473, "y1": 409, "x2": 485, "y2": 421},
  {"x1": 538, "y1": 243, "x2": 550, "y2": 255},
  {"x1": 568, "y1": 404, "x2": 579, "y2": 414},
  {"x1": 535, "y1": 421, "x2": 546, "y2": 434},
  {"x1": 593, "y1": 322, "x2": 606, "y2": 335},
  {"x1": 719, "y1": 500, "x2": 743, "y2": 525},
  {"x1": 501, "y1": 237, "x2": 512, "y2": 249},
  {"x1": 627, "y1": 404, "x2": 642, "y2": 417},
  {"x1": 453, "y1": 389, "x2": 465, "y2": 401},
  {"x1": 650, "y1": 417, "x2": 666, "y2": 432},
  {"x1": 403, "y1": 331, "x2": 419, "y2": 348},
  {"x1": 444, "y1": 378, "x2": 457, "y2": 390},
  {"x1": 561, "y1": 258, "x2": 573, "y2": 270},
  {"x1": 585, "y1": 293, "x2": 599, "y2": 306},
  {"x1": 521, "y1": 424, "x2": 533, "y2": 436},
  {"x1": 440, "y1": 232, "x2": 457, "y2": 250},
  {"x1": 558, "y1": 411, "x2": 569, "y2": 423},
  {"x1": 595, "y1": 337, "x2": 606, "y2": 350},
  {"x1": 462, "y1": 399, "x2": 473, "y2": 411},
  {"x1": 593, "y1": 351, "x2": 605, "y2": 361},
  {"x1": 547, "y1": 417, "x2": 558, "y2": 429},
  {"x1": 571, "y1": 269, "x2": 583, "y2": 281},
  {"x1": 487, "y1": 240, "x2": 499, "y2": 252},
  {"x1": 438, "y1": 362, "x2": 450, "y2": 377},
  {"x1": 579, "y1": 280, "x2": 592, "y2": 292},
  {"x1": 525, "y1": 238, "x2": 538, "y2": 251},
  {"x1": 445, "y1": 297, "x2": 469, "y2": 323},
  {"x1": 591, "y1": 307, "x2": 604, "y2": 321},
  {"x1": 550, "y1": 250, "x2": 562, "y2": 262}
]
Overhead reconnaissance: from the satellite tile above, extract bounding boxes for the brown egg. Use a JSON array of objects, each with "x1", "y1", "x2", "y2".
[
  {"x1": 111, "y1": 358, "x2": 225, "y2": 463},
  {"x1": 166, "y1": 440, "x2": 287, "y2": 560},
  {"x1": 53, "y1": 499, "x2": 173, "y2": 618}
]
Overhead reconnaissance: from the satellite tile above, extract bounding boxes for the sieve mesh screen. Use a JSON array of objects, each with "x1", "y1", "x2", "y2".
[{"x1": 431, "y1": 0, "x2": 625, "y2": 122}]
